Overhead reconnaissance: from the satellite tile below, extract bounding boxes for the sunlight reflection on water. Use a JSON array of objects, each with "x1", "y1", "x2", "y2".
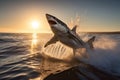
[
  {"x1": 31, "y1": 33, "x2": 38, "y2": 54},
  {"x1": 28, "y1": 33, "x2": 74, "y2": 80},
  {"x1": 32, "y1": 33, "x2": 38, "y2": 46}
]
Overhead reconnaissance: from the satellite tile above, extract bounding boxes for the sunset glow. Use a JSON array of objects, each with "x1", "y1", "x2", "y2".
[
  {"x1": 32, "y1": 21, "x2": 39, "y2": 29},
  {"x1": 0, "y1": 0, "x2": 120, "y2": 33}
]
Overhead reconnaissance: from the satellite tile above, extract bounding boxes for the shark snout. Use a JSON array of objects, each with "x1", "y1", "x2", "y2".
[
  {"x1": 46, "y1": 14, "x2": 57, "y2": 25},
  {"x1": 46, "y1": 14, "x2": 54, "y2": 20},
  {"x1": 46, "y1": 14, "x2": 51, "y2": 19}
]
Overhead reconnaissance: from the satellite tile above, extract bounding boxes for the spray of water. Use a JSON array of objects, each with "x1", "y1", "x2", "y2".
[
  {"x1": 67, "y1": 14, "x2": 81, "y2": 31},
  {"x1": 75, "y1": 34, "x2": 120, "y2": 76},
  {"x1": 43, "y1": 42, "x2": 73, "y2": 59},
  {"x1": 43, "y1": 34, "x2": 120, "y2": 76}
]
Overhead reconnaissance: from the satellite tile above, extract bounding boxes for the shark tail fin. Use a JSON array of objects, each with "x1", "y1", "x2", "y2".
[{"x1": 87, "y1": 36, "x2": 95, "y2": 49}]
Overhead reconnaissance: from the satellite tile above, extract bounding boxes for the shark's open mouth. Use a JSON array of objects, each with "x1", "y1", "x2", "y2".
[{"x1": 48, "y1": 20, "x2": 57, "y2": 25}]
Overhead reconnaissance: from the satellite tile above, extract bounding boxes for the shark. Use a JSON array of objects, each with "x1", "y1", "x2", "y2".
[{"x1": 44, "y1": 14, "x2": 95, "y2": 56}]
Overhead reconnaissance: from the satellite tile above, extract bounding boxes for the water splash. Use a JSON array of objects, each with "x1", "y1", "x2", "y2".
[
  {"x1": 94, "y1": 36, "x2": 117, "y2": 50},
  {"x1": 67, "y1": 14, "x2": 81, "y2": 31},
  {"x1": 43, "y1": 33, "x2": 120, "y2": 76},
  {"x1": 75, "y1": 34, "x2": 120, "y2": 76},
  {"x1": 43, "y1": 42, "x2": 73, "y2": 59}
]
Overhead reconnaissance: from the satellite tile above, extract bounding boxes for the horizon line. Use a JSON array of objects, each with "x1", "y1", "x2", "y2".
[{"x1": 0, "y1": 31, "x2": 120, "y2": 34}]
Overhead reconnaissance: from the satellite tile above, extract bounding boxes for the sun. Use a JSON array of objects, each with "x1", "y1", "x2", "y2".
[{"x1": 32, "y1": 21, "x2": 39, "y2": 29}]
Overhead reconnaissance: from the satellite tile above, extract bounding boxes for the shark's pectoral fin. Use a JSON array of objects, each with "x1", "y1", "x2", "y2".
[
  {"x1": 87, "y1": 36, "x2": 95, "y2": 49},
  {"x1": 44, "y1": 35, "x2": 58, "y2": 47},
  {"x1": 71, "y1": 25, "x2": 77, "y2": 34}
]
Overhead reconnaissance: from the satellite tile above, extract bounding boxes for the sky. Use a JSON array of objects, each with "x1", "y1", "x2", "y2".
[{"x1": 0, "y1": 0, "x2": 120, "y2": 33}]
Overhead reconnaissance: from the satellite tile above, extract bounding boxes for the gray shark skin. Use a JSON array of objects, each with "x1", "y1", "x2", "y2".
[{"x1": 44, "y1": 14, "x2": 95, "y2": 55}]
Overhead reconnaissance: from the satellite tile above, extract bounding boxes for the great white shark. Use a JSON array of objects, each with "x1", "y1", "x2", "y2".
[{"x1": 44, "y1": 14, "x2": 95, "y2": 56}]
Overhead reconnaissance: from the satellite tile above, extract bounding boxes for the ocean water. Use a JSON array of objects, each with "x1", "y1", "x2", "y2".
[{"x1": 0, "y1": 33, "x2": 120, "y2": 80}]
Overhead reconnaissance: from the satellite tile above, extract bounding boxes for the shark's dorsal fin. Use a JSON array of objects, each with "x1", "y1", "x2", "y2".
[
  {"x1": 71, "y1": 25, "x2": 77, "y2": 33},
  {"x1": 44, "y1": 35, "x2": 58, "y2": 47},
  {"x1": 87, "y1": 36, "x2": 95, "y2": 49}
]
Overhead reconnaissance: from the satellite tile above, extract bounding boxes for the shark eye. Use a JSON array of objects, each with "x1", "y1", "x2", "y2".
[{"x1": 48, "y1": 20, "x2": 57, "y2": 25}]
